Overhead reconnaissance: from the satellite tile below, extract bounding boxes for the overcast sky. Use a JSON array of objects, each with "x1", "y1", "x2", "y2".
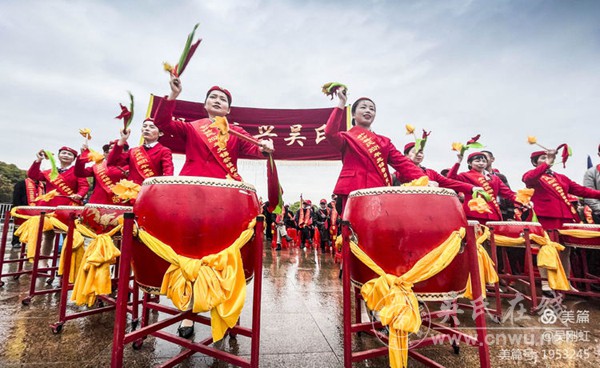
[{"x1": 1, "y1": 0, "x2": 598, "y2": 204}]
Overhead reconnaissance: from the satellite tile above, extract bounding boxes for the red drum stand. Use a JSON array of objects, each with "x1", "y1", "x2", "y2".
[
  {"x1": 557, "y1": 224, "x2": 600, "y2": 298},
  {"x1": 0, "y1": 210, "x2": 29, "y2": 286},
  {"x1": 111, "y1": 213, "x2": 264, "y2": 368},
  {"x1": 488, "y1": 223, "x2": 542, "y2": 314},
  {"x1": 341, "y1": 221, "x2": 490, "y2": 368},
  {"x1": 18, "y1": 211, "x2": 61, "y2": 305},
  {"x1": 49, "y1": 212, "x2": 140, "y2": 334}
]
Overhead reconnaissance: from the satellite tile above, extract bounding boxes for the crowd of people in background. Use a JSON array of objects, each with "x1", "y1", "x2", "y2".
[{"x1": 262, "y1": 195, "x2": 340, "y2": 252}]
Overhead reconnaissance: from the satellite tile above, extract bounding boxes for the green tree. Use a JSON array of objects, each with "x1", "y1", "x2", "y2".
[{"x1": 0, "y1": 162, "x2": 27, "y2": 203}]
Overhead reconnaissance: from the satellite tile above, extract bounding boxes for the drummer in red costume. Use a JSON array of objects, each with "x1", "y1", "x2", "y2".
[
  {"x1": 151, "y1": 75, "x2": 273, "y2": 338},
  {"x1": 325, "y1": 88, "x2": 423, "y2": 213},
  {"x1": 107, "y1": 119, "x2": 174, "y2": 185},
  {"x1": 27, "y1": 146, "x2": 90, "y2": 267},
  {"x1": 448, "y1": 151, "x2": 522, "y2": 223},
  {"x1": 153, "y1": 75, "x2": 274, "y2": 178},
  {"x1": 75, "y1": 141, "x2": 129, "y2": 204},
  {"x1": 523, "y1": 149, "x2": 600, "y2": 293},
  {"x1": 395, "y1": 142, "x2": 476, "y2": 195}
]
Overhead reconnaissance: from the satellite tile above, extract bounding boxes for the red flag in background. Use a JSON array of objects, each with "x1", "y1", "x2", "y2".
[{"x1": 267, "y1": 154, "x2": 283, "y2": 214}]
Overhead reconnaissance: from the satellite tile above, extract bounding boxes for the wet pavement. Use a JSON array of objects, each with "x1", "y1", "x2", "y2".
[{"x1": 1, "y1": 233, "x2": 599, "y2": 367}]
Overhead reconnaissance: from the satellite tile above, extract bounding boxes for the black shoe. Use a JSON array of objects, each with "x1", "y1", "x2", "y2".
[
  {"x1": 300, "y1": 245, "x2": 306, "y2": 249},
  {"x1": 276, "y1": 244, "x2": 282, "y2": 250},
  {"x1": 321, "y1": 247, "x2": 326, "y2": 253},
  {"x1": 285, "y1": 236, "x2": 293, "y2": 242},
  {"x1": 178, "y1": 324, "x2": 194, "y2": 339}
]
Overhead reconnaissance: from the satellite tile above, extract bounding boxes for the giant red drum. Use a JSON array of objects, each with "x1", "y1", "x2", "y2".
[
  {"x1": 560, "y1": 223, "x2": 600, "y2": 248},
  {"x1": 131, "y1": 176, "x2": 260, "y2": 294},
  {"x1": 12, "y1": 206, "x2": 56, "y2": 226},
  {"x1": 345, "y1": 186, "x2": 469, "y2": 300},
  {"x1": 81, "y1": 204, "x2": 132, "y2": 234},
  {"x1": 54, "y1": 205, "x2": 85, "y2": 226},
  {"x1": 486, "y1": 221, "x2": 545, "y2": 242}
]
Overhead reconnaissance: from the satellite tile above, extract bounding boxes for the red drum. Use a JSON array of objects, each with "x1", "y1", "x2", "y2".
[
  {"x1": 81, "y1": 203, "x2": 132, "y2": 234},
  {"x1": 560, "y1": 223, "x2": 600, "y2": 248},
  {"x1": 54, "y1": 205, "x2": 85, "y2": 226},
  {"x1": 12, "y1": 206, "x2": 56, "y2": 226},
  {"x1": 131, "y1": 176, "x2": 260, "y2": 294},
  {"x1": 486, "y1": 221, "x2": 546, "y2": 243},
  {"x1": 345, "y1": 186, "x2": 469, "y2": 300}
]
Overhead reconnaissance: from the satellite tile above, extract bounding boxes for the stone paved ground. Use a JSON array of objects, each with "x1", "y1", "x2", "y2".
[{"x1": 0, "y1": 232, "x2": 599, "y2": 367}]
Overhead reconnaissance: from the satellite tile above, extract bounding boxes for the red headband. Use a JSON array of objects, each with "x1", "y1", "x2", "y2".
[
  {"x1": 467, "y1": 151, "x2": 486, "y2": 162},
  {"x1": 58, "y1": 146, "x2": 78, "y2": 158},
  {"x1": 206, "y1": 86, "x2": 232, "y2": 105},
  {"x1": 530, "y1": 150, "x2": 546, "y2": 160},
  {"x1": 403, "y1": 142, "x2": 415, "y2": 155}
]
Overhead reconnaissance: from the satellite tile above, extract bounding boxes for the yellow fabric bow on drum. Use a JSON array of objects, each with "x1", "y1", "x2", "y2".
[
  {"x1": 11, "y1": 207, "x2": 55, "y2": 262},
  {"x1": 464, "y1": 226, "x2": 498, "y2": 299},
  {"x1": 493, "y1": 232, "x2": 568, "y2": 291},
  {"x1": 136, "y1": 219, "x2": 256, "y2": 342},
  {"x1": 45, "y1": 215, "x2": 86, "y2": 283},
  {"x1": 351, "y1": 228, "x2": 465, "y2": 368},
  {"x1": 71, "y1": 221, "x2": 122, "y2": 306}
]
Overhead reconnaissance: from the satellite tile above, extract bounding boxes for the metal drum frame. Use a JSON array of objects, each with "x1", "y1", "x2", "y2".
[{"x1": 111, "y1": 213, "x2": 265, "y2": 368}]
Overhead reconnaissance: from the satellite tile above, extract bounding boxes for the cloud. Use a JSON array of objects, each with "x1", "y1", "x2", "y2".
[{"x1": 1, "y1": 0, "x2": 599, "y2": 203}]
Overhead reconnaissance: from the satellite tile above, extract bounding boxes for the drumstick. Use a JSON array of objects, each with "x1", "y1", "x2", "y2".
[
  {"x1": 211, "y1": 117, "x2": 262, "y2": 146},
  {"x1": 228, "y1": 129, "x2": 262, "y2": 146}
]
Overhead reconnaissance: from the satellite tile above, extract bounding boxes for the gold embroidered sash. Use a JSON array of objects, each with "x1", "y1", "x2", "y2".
[
  {"x1": 25, "y1": 178, "x2": 42, "y2": 205},
  {"x1": 43, "y1": 170, "x2": 75, "y2": 198},
  {"x1": 130, "y1": 146, "x2": 158, "y2": 180},
  {"x1": 192, "y1": 119, "x2": 243, "y2": 181},
  {"x1": 540, "y1": 175, "x2": 579, "y2": 221},
  {"x1": 346, "y1": 128, "x2": 391, "y2": 186},
  {"x1": 92, "y1": 162, "x2": 121, "y2": 203}
]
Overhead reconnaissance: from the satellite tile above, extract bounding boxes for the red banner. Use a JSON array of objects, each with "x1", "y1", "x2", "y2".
[{"x1": 147, "y1": 95, "x2": 347, "y2": 160}]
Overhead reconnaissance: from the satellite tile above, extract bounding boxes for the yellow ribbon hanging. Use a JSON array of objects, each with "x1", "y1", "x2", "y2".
[
  {"x1": 464, "y1": 226, "x2": 499, "y2": 299},
  {"x1": 11, "y1": 207, "x2": 55, "y2": 262},
  {"x1": 350, "y1": 228, "x2": 465, "y2": 368},
  {"x1": 70, "y1": 221, "x2": 122, "y2": 307},
  {"x1": 45, "y1": 215, "x2": 86, "y2": 284},
  {"x1": 493, "y1": 232, "x2": 569, "y2": 291},
  {"x1": 135, "y1": 219, "x2": 256, "y2": 342},
  {"x1": 557, "y1": 229, "x2": 600, "y2": 239}
]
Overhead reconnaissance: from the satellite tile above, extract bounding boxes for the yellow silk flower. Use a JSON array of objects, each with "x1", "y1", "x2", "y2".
[
  {"x1": 451, "y1": 142, "x2": 463, "y2": 152},
  {"x1": 401, "y1": 176, "x2": 429, "y2": 187},
  {"x1": 112, "y1": 179, "x2": 141, "y2": 201},
  {"x1": 516, "y1": 188, "x2": 535, "y2": 205},
  {"x1": 208, "y1": 116, "x2": 230, "y2": 149},
  {"x1": 527, "y1": 136, "x2": 537, "y2": 144},
  {"x1": 405, "y1": 124, "x2": 415, "y2": 135},
  {"x1": 33, "y1": 189, "x2": 58, "y2": 203},
  {"x1": 87, "y1": 150, "x2": 105, "y2": 164},
  {"x1": 468, "y1": 197, "x2": 492, "y2": 214},
  {"x1": 79, "y1": 128, "x2": 92, "y2": 140}
]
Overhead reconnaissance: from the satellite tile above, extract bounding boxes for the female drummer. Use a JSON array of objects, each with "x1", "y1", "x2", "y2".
[
  {"x1": 27, "y1": 146, "x2": 90, "y2": 269},
  {"x1": 395, "y1": 142, "x2": 476, "y2": 195},
  {"x1": 74, "y1": 141, "x2": 129, "y2": 204},
  {"x1": 523, "y1": 149, "x2": 600, "y2": 293},
  {"x1": 447, "y1": 151, "x2": 521, "y2": 224},
  {"x1": 325, "y1": 88, "x2": 423, "y2": 213},
  {"x1": 151, "y1": 75, "x2": 273, "y2": 339},
  {"x1": 106, "y1": 119, "x2": 174, "y2": 185}
]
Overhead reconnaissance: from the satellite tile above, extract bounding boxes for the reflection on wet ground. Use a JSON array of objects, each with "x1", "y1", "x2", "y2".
[{"x1": 0, "y1": 237, "x2": 599, "y2": 367}]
